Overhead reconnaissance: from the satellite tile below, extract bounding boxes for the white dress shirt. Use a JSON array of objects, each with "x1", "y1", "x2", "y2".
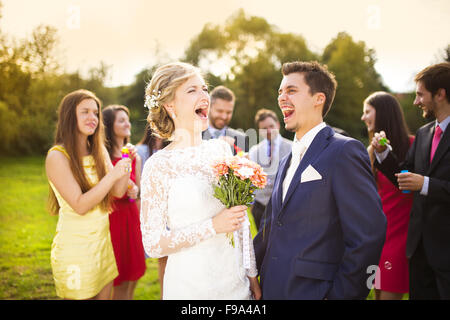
[{"x1": 282, "y1": 122, "x2": 327, "y2": 202}]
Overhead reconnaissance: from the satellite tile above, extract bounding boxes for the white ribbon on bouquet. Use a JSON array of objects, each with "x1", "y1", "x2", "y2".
[{"x1": 233, "y1": 213, "x2": 251, "y2": 283}]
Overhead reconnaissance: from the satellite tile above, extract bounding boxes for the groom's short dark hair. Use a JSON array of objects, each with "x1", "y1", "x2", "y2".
[{"x1": 282, "y1": 61, "x2": 337, "y2": 117}]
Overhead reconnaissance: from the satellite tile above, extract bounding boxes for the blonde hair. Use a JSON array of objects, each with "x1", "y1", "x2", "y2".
[{"x1": 145, "y1": 62, "x2": 201, "y2": 139}]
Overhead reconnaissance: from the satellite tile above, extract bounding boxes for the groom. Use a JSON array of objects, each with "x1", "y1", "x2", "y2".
[{"x1": 253, "y1": 61, "x2": 387, "y2": 300}]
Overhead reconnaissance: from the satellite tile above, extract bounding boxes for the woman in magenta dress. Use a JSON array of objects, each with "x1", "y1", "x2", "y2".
[
  {"x1": 103, "y1": 104, "x2": 146, "y2": 299},
  {"x1": 361, "y1": 91, "x2": 414, "y2": 300}
]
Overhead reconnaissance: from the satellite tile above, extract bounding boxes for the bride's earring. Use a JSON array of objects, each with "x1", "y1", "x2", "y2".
[{"x1": 165, "y1": 105, "x2": 177, "y2": 120}]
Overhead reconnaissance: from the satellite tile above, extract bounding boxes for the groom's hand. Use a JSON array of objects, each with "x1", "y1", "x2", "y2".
[{"x1": 212, "y1": 205, "x2": 247, "y2": 234}]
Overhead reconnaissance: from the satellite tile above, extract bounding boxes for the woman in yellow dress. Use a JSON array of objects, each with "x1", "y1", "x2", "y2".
[{"x1": 45, "y1": 89, "x2": 131, "y2": 300}]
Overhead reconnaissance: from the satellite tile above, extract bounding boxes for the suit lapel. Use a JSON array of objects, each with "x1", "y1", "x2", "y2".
[
  {"x1": 278, "y1": 126, "x2": 333, "y2": 218},
  {"x1": 428, "y1": 124, "x2": 450, "y2": 174}
]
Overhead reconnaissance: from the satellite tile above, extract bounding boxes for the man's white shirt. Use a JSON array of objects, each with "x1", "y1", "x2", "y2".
[{"x1": 282, "y1": 122, "x2": 326, "y2": 202}]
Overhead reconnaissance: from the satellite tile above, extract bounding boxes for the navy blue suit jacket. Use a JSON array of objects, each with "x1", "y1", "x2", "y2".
[{"x1": 253, "y1": 126, "x2": 386, "y2": 300}]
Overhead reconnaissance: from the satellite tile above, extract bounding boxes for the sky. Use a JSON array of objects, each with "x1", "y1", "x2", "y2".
[{"x1": 1, "y1": 0, "x2": 449, "y2": 92}]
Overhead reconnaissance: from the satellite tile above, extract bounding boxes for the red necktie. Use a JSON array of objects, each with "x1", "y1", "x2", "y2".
[{"x1": 430, "y1": 125, "x2": 443, "y2": 163}]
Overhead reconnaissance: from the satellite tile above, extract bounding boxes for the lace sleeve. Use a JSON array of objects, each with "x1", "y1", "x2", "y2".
[{"x1": 140, "y1": 155, "x2": 217, "y2": 258}]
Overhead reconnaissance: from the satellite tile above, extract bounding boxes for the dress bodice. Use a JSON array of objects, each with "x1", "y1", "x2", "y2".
[
  {"x1": 140, "y1": 139, "x2": 257, "y2": 280},
  {"x1": 48, "y1": 145, "x2": 107, "y2": 219}
]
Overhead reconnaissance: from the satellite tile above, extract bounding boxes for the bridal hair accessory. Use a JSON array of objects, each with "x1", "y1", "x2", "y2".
[{"x1": 144, "y1": 90, "x2": 162, "y2": 109}]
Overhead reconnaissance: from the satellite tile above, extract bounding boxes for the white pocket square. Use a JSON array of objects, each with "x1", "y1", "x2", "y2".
[{"x1": 301, "y1": 165, "x2": 322, "y2": 183}]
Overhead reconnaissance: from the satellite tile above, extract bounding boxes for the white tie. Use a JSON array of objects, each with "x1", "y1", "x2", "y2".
[{"x1": 282, "y1": 141, "x2": 306, "y2": 201}]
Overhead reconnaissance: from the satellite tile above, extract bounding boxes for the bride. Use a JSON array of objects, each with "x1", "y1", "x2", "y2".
[{"x1": 140, "y1": 62, "x2": 261, "y2": 300}]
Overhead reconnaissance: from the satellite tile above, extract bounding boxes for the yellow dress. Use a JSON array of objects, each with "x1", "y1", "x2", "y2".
[{"x1": 48, "y1": 145, "x2": 118, "y2": 299}]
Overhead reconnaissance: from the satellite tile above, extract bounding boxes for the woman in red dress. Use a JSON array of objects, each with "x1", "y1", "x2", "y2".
[
  {"x1": 361, "y1": 92, "x2": 414, "y2": 300},
  {"x1": 103, "y1": 104, "x2": 146, "y2": 299}
]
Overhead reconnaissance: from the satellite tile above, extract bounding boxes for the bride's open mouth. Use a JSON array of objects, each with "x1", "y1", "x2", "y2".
[{"x1": 195, "y1": 105, "x2": 209, "y2": 120}]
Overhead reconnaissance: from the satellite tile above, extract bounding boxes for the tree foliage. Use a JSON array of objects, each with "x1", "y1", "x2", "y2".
[
  {"x1": 182, "y1": 11, "x2": 390, "y2": 140},
  {"x1": 0, "y1": 7, "x2": 431, "y2": 154},
  {"x1": 322, "y1": 32, "x2": 388, "y2": 138},
  {"x1": 0, "y1": 20, "x2": 117, "y2": 154},
  {"x1": 183, "y1": 9, "x2": 317, "y2": 139}
]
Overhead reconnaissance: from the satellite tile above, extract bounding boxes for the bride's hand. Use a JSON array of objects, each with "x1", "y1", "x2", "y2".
[
  {"x1": 249, "y1": 276, "x2": 262, "y2": 300},
  {"x1": 212, "y1": 205, "x2": 247, "y2": 234}
]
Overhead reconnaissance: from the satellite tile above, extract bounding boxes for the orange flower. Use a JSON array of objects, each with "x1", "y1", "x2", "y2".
[{"x1": 212, "y1": 161, "x2": 229, "y2": 177}]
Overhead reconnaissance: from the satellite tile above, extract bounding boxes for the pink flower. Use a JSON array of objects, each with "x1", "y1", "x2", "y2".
[{"x1": 212, "y1": 161, "x2": 229, "y2": 177}]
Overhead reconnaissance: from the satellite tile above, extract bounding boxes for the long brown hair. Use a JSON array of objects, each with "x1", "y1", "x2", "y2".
[
  {"x1": 364, "y1": 91, "x2": 412, "y2": 175},
  {"x1": 102, "y1": 104, "x2": 130, "y2": 159},
  {"x1": 47, "y1": 89, "x2": 111, "y2": 215}
]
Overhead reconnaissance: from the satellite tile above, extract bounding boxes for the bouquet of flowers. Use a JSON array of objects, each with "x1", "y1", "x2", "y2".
[
  {"x1": 212, "y1": 153, "x2": 268, "y2": 209},
  {"x1": 212, "y1": 153, "x2": 267, "y2": 270}
]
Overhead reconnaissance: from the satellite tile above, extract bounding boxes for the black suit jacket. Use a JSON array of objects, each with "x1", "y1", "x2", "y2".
[
  {"x1": 202, "y1": 127, "x2": 249, "y2": 155},
  {"x1": 374, "y1": 121, "x2": 450, "y2": 269}
]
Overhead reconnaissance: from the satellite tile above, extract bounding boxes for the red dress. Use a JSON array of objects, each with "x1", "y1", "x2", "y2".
[
  {"x1": 375, "y1": 137, "x2": 414, "y2": 293},
  {"x1": 109, "y1": 157, "x2": 146, "y2": 286}
]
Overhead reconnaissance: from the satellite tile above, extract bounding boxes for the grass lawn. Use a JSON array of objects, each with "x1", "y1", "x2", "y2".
[{"x1": 0, "y1": 156, "x2": 161, "y2": 299}]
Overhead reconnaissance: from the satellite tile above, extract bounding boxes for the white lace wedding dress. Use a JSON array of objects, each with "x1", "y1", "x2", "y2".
[{"x1": 140, "y1": 139, "x2": 257, "y2": 300}]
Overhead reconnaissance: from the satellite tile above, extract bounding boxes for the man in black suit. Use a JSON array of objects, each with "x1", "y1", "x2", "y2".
[
  {"x1": 372, "y1": 62, "x2": 450, "y2": 299},
  {"x1": 202, "y1": 85, "x2": 249, "y2": 154}
]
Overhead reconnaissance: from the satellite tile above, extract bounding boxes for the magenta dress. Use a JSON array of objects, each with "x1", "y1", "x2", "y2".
[{"x1": 375, "y1": 137, "x2": 414, "y2": 293}]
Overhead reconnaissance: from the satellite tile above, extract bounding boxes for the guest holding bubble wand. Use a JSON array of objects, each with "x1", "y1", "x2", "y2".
[
  {"x1": 45, "y1": 90, "x2": 131, "y2": 300},
  {"x1": 361, "y1": 91, "x2": 414, "y2": 300},
  {"x1": 103, "y1": 104, "x2": 146, "y2": 300}
]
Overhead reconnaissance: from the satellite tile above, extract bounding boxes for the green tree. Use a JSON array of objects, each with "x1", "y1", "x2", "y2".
[
  {"x1": 183, "y1": 9, "x2": 316, "y2": 138},
  {"x1": 0, "y1": 17, "x2": 118, "y2": 154},
  {"x1": 321, "y1": 32, "x2": 388, "y2": 140},
  {"x1": 23, "y1": 24, "x2": 60, "y2": 75},
  {"x1": 117, "y1": 67, "x2": 157, "y2": 143},
  {"x1": 0, "y1": 20, "x2": 32, "y2": 153}
]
